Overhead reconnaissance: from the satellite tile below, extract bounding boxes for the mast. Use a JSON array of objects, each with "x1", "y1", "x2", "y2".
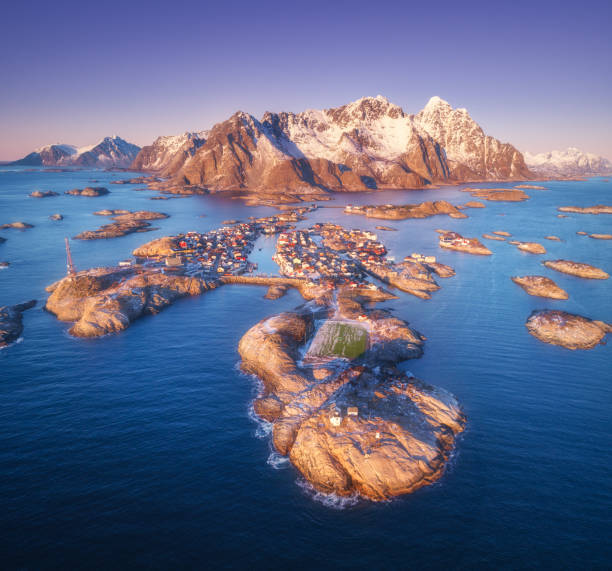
[{"x1": 65, "y1": 237, "x2": 76, "y2": 276}]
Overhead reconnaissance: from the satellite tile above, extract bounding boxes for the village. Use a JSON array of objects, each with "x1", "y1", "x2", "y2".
[
  {"x1": 130, "y1": 208, "x2": 316, "y2": 279},
  {"x1": 273, "y1": 223, "x2": 389, "y2": 285}
]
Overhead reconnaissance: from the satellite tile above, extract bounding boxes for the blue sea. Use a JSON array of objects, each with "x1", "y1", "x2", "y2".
[{"x1": 0, "y1": 168, "x2": 610, "y2": 569}]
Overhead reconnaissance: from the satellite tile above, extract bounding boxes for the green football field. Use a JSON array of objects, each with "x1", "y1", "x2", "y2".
[{"x1": 307, "y1": 321, "x2": 368, "y2": 359}]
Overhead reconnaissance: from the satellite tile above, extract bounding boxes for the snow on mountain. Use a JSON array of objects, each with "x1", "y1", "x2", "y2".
[
  {"x1": 131, "y1": 131, "x2": 208, "y2": 173},
  {"x1": 11, "y1": 136, "x2": 140, "y2": 168},
  {"x1": 414, "y1": 96, "x2": 531, "y2": 180},
  {"x1": 523, "y1": 147, "x2": 612, "y2": 177}
]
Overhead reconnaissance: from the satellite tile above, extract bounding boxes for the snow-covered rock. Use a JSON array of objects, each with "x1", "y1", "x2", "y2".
[{"x1": 524, "y1": 147, "x2": 612, "y2": 177}]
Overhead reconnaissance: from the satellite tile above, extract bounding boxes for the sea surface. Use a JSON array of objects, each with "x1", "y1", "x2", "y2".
[{"x1": 0, "y1": 168, "x2": 610, "y2": 569}]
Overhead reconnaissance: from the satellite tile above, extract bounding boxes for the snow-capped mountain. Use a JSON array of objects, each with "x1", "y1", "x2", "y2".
[
  {"x1": 131, "y1": 131, "x2": 208, "y2": 173},
  {"x1": 414, "y1": 96, "x2": 531, "y2": 180},
  {"x1": 11, "y1": 136, "x2": 140, "y2": 168},
  {"x1": 145, "y1": 95, "x2": 530, "y2": 193},
  {"x1": 523, "y1": 147, "x2": 612, "y2": 177}
]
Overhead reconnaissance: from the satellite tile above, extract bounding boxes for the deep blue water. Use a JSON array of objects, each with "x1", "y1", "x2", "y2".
[{"x1": 0, "y1": 168, "x2": 610, "y2": 569}]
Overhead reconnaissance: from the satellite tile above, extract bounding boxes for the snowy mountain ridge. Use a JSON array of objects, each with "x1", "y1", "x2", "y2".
[
  {"x1": 524, "y1": 147, "x2": 612, "y2": 177},
  {"x1": 12, "y1": 136, "x2": 140, "y2": 168}
]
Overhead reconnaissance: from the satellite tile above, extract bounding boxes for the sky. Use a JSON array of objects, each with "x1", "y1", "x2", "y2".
[{"x1": 1, "y1": 0, "x2": 611, "y2": 160}]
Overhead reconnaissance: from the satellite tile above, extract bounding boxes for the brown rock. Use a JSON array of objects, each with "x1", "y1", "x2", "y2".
[
  {"x1": 65, "y1": 186, "x2": 110, "y2": 197},
  {"x1": 543, "y1": 259, "x2": 609, "y2": 280},
  {"x1": 0, "y1": 221, "x2": 34, "y2": 230},
  {"x1": 558, "y1": 205, "x2": 612, "y2": 214},
  {"x1": 526, "y1": 310, "x2": 611, "y2": 350},
  {"x1": 509, "y1": 241, "x2": 546, "y2": 254},
  {"x1": 545, "y1": 235, "x2": 560, "y2": 241},
  {"x1": 511, "y1": 276, "x2": 568, "y2": 299},
  {"x1": 464, "y1": 188, "x2": 529, "y2": 202},
  {"x1": 590, "y1": 234, "x2": 612, "y2": 240}
]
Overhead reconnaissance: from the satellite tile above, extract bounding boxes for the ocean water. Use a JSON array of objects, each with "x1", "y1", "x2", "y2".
[{"x1": 0, "y1": 168, "x2": 610, "y2": 569}]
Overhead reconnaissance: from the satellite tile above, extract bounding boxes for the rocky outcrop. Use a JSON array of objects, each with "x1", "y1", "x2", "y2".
[
  {"x1": 557, "y1": 205, "x2": 612, "y2": 215},
  {"x1": 482, "y1": 233, "x2": 506, "y2": 241},
  {"x1": 0, "y1": 222, "x2": 34, "y2": 230},
  {"x1": 346, "y1": 200, "x2": 467, "y2": 220},
  {"x1": 132, "y1": 236, "x2": 179, "y2": 257},
  {"x1": 65, "y1": 187, "x2": 110, "y2": 197},
  {"x1": 439, "y1": 232, "x2": 492, "y2": 255},
  {"x1": 30, "y1": 190, "x2": 58, "y2": 198},
  {"x1": 543, "y1": 260, "x2": 609, "y2": 279},
  {"x1": 74, "y1": 211, "x2": 168, "y2": 240},
  {"x1": 526, "y1": 310, "x2": 611, "y2": 350},
  {"x1": 45, "y1": 267, "x2": 214, "y2": 338},
  {"x1": 509, "y1": 241, "x2": 546, "y2": 254},
  {"x1": 239, "y1": 301, "x2": 464, "y2": 501},
  {"x1": 462, "y1": 188, "x2": 529, "y2": 202},
  {"x1": 511, "y1": 276, "x2": 568, "y2": 299},
  {"x1": 590, "y1": 233, "x2": 612, "y2": 240},
  {"x1": 0, "y1": 300, "x2": 36, "y2": 348}
]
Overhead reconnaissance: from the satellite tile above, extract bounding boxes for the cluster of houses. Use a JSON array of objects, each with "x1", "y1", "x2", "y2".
[
  {"x1": 273, "y1": 225, "x2": 382, "y2": 283},
  {"x1": 144, "y1": 211, "x2": 313, "y2": 278}
]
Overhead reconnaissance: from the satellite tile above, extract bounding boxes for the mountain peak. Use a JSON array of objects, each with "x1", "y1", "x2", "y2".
[{"x1": 424, "y1": 96, "x2": 452, "y2": 111}]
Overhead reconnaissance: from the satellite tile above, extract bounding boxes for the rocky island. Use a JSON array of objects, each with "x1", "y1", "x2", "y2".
[
  {"x1": 439, "y1": 231, "x2": 492, "y2": 255},
  {"x1": 557, "y1": 205, "x2": 612, "y2": 215},
  {"x1": 508, "y1": 240, "x2": 546, "y2": 254},
  {"x1": 74, "y1": 210, "x2": 169, "y2": 240},
  {"x1": 0, "y1": 300, "x2": 37, "y2": 348},
  {"x1": 526, "y1": 310, "x2": 611, "y2": 350},
  {"x1": 29, "y1": 190, "x2": 59, "y2": 198},
  {"x1": 65, "y1": 186, "x2": 110, "y2": 197},
  {"x1": 543, "y1": 260, "x2": 609, "y2": 280},
  {"x1": 462, "y1": 188, "x2": 529, "y2": 202},
  {"x1": 239, "y1": 291, "x2": 465, "y2": 500},
  {"x1": 345, "y1": 200, "x2": 467, "y2": 220},
  {"x1": 511, "y1": 276, "x2": 568, "y2": 299},
  {"x1": 0, "y1": 222, "x2": 34, "y2": 230}
]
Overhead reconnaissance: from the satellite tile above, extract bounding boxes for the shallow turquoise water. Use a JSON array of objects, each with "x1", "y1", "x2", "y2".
[{"x1": 0, "y1": 168, "x2": 610, "y2": 568}]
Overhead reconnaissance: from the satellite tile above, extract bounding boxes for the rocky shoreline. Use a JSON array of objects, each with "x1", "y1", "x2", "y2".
[{"x1": 0, "y1": 300, "x2": 36, "y2": 348}]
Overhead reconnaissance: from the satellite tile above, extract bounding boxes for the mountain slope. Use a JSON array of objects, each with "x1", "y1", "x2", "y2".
[
  {"x1": 138, "y1": 95, "x2": 532, "y2": 193},
  {"x1": 177, "y1": 96, "x2": 452, "y2": 192},
  {"x1": 131, "y1": 131, "x2": 208, "y2": 174},
  {"x1": 414, "y1": 96, "x2": 532, "y2": 180},
  {"x1": 524, "y1": 147, "x2": 612, "y2": 177},
  {"x1": 11, "y1": 136, "x2": 140, "y2": 168}
]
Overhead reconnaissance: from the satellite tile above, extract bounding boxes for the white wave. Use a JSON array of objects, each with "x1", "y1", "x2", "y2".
[
  {"x1": 267, "y1": 451, "x2": 290, "y2": 470},
  {"x1": 0, "y1": 337, "x2": 23, "y2": 351},
  {"x1": 296, "y1": 478, "x2": 361, "y2": 509}
]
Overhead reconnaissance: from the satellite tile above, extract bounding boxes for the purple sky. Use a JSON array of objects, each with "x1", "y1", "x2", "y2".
[{"x1": 1, "y1": 0, "x2": 611, "y2": 160}]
